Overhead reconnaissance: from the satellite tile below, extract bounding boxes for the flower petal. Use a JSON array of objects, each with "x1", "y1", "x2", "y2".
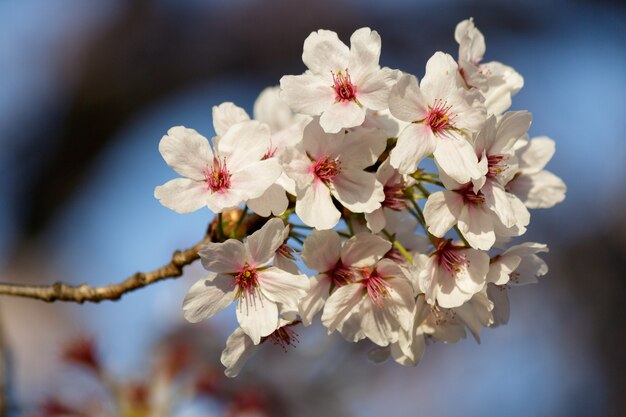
[
  {"x1": 389, "y1": 123, "x2": 437, "y2": 174},
  {"x1": 259, "y1": 267, "x2": 309, "y2": 310},
  {"x1": 296, "y1": 181, "x2": 341, "y2": 230},
  {"x1": 388, "y1": 74, "x2": 428, "y2": 122},
  {"x1": 182, "y1": 274, "x2": 236, "y2": 323},
  {"x1": 321, "y1": 283, "x2": 363, "y2": 334},
  {"x1": 247, "y1": 183, "x2": 289, "y2": 217},
  {"x1": 217, "y1": 120, "x2": 271, "y2": 170},
  {"x1": 423, "y1": 191, "x2": 462, "y2": 237},
  {"x1": 159, "y1": 126, "x2": 213, "y2": 181},
  {"x1": 280, "y1": 73, "x2": 334, "y2": 116},
  {"x1": 341, "y1": 233, "x2": 391, "y2": 267},
  {"x1": 319, "y1": 101, "x2": 366, "y2": 133},
  {"x1": 229, "y1": 158, "x2": 283, "y2": 200},
  {"x1": 200, "y1": 239, "x2": 247, "y2": 273},
  {"x1": 154, "y1": 178, "x2": 209, "y2": 214},
  {"x1": 221, "y1": 327, "x2": 258, "y2": 378},
  {"x1": 302, "y1": 29, "x2": 350, "y2": 74},
  {"x1": 236, "y1": 292, "x2": 278, "y2": 345},
  {"x1": 212, "y1": 102, "x2": 250, "y2": 137},
  {"x1": 301, "y1": 230, "x2": 342, "y2": 272},
  {"x1": 299, "y1": 274, "x2": 332, "y2": 326},
  {"x1": 246, "y1": 218, "x2": 287, "y2": 266},
  {"x1": 332, "y1": 169, "x2": 384, "y2": 213}
]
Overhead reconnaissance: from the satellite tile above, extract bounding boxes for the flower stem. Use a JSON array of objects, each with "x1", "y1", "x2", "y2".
[
  {"x1": 217, "y1": 213, "x2": 225, "y2": 241},
  {"x1": 382, "y1": 229, "x2": 413, "y2": 264},
  {"x1": 453, "y1": 225, "x2": 471, "y2": 248}
]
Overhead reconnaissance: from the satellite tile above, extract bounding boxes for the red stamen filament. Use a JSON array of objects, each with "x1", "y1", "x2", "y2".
[
  {"x1": 234, "y1": 264, "x2": 259, "y2": 299},
  {"x1": 362, "y1": 268, "x2": 391, "y2": 308},
  {"x1": 312, "y1": 156, "x2": 341, "y2": 184},
  {"x1": 426, "y1": 99, "x2": 456, "y2": 134},
  {"x1": 434, "y1": 239, "x2": 468, "y2": 276},
  {"x1": 332, "y1": 69, "x2": 360, "y2": 104},
  {"x1": 487, "y1": 154, "x2": 508, "y2": 178},
  {"x1": 206, "y1": 157, "x2": 231, "y2": 192}
]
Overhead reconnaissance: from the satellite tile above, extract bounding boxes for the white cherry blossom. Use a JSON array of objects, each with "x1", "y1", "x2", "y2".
[
  {"x1": 282, "y1": 119, "x2": 386, "y2": 230},
  {"x1": 154, "y1": 120, "x2": 281, "y2": 214},
  {"x1": 455, "y1": 18, "x2": 524, "y2": 115},
  {"x1": 182, "y1": 219, "x2": 309, "y2": 344},
  {"x1": 388, "y1": 53, "x2": 486, "y2": 183},
  {"x1": 415, "y1": 238, "x2": 489, "y2": 308},
  {"x1": 280, "y1": 28, "x2": 398, "y2": 133},
  {"x1": 507, "y1": 136, "x2": 567, "y2": 209}
]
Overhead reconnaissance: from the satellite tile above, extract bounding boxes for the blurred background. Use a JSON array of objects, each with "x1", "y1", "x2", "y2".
[{"x1": 0, "y1": 0, "x2": 624, "y2": 416}]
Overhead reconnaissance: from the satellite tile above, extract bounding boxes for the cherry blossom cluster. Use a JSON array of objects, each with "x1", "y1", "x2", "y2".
[{"x1": 154, "y1": 19, "x2": 566, "y2": 377}]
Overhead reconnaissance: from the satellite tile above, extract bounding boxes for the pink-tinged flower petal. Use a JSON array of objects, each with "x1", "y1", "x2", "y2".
[
  {"x1": 205, "y1": 189, "x2": 246, "y2": 213},
  {"x1": 296, "y1": 181, "x2": 341, "y2": 230},
  {"x1": 423, "y1": 191, "x2": 462, "y2": 237},
  {"x1": 340, "y1": 233, "x2": 391, "y2": 267},
  {"x1": 301, "y1": 230, "x2": 342, "y2": 272},
  {"x1": 455, "y1": 291, "x2": 493, "y2": 343},
  {"x1": 247, "y1": 184, "x2": 289, "y2": 217},
  {"x1": 487, "y1": 283, "x2": 510, "y2": 326},
  {"x1": 319, "y1": 101, "x2": 366, "y2": 133},
  {"x1": 517, "y1": 136, "x2": 555, "y2": 174},
  {"x1": 302, "y1": 29, "x2": 350, "y2": 74},
  {"x1": 388, "y1": 74, "x2": 429, "y2": 122},
  {"x1": 483, "y1": 61, "x2": 524, "y2": 115},
  {"x1": 420, "y1": 52, "x2": 463, "y2": 100},
  {"x1": 154, "y1": 178, "x2": 210, "y2": 214},
  {"x1": 338, "y1": 127, "x2": 387, "y2": 170},
  {"x1": 183, "y1": 274, "x2": 237, "y2": 323},
  {"x1": 491, "y1": 111, "x2": 532, "y2": 155},
  {"x1": 390, "y1": 123, "x2": 437, "y2": 174},
  {"x1": 354, "y1": 67, "x2": 395, "y2": 111},
  {"x1": 503, "y1": 243, "x2": 549, "y2": 285},
  {"x1": 299, "y1": 275, "x2": 332, "y2": 326},
  {"x1": 280, "y1": 147, "x2": 315, "y2": 190},
  {"x1": 365, "y1": 208, "x2": 386, "y2": 233},
  {"x1": 455, "y1": 249, "x2": 489, "y2": 294},
  {"x1": 236, "y1": 292, "x2": 278, "y2": 345},
  {"x1": 253, "y1": 86, "x2": 298, "y2": 132},
  {"x1": 246, "y1": 218, "x2": 287, "y2": 266},
  {"x1": 200, "y1": 239, "x2": 247, "y2": 273},
  {"x1": 229, "y1": 158, "x2": 282, "y2": 200},
  {"x1": 321, "y1": 283, "x2": 363, "y2": 333},
  {"x1": 212, "y1": 103, "x2": 250, "y2": 137},
  {"x1": 508, "y1": 170, "x2": 566, "y2": 209},
  {"x1": 301, "y1": 118, "x2": 344, "y2": 159},
  {"x1": 348, "y1": 27, "x2": 381, "y2": 73},
  {"x1": 158, "y1": 126, "x2": 214, "y2": 181},
  {"x1": 457, "y1": 204, "x2": 497, "y2": 250},
  {"x1": 483, "y1": 182, "x2": 518, "y2": 228},
  {"x1": 455, "y1": 18, "x2": 485, "y2": 65},
  {"x1": 258, "y1": 267, "x2": 309, "y2": 308},
  {"x1": 280, "y1": 73, "x2": 334, "y2": 116},
  {"x1": 217, "y1": 120, "x2": 271, "y2": 170},
  {"x1": 332, "y1": 169, "x2": 384, "y2": 213},
  {"x1": 486, "y1": 253, "x2": 522, "y2": 285},
  {"x1": 433, "y1": 135, "x2": 482, "y2": 184},
  {"x1": 221, "y1": 327, "x2": 258, "y2": 378}
]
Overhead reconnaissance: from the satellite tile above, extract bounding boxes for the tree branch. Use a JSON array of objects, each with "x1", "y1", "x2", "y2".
[{"x1": 0, "y1": 236, "x2": 211, "y2": 304}]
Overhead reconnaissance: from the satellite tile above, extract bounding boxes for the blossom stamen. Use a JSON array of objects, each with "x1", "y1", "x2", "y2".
[
  {"x1": 382, "y1": 182, "x2": 406, "y2": 210},
  {"x1": 456, "y1": 183, "x2": 485, "y2": 205},
  {"x1": 234, "y1": 264, "x2": 259, "y2": 300},
  {"x1": 433, "y1": 239, "x2": 468, "y2": 276},
  {"x1": 486, "y1": 154, "x2": 508, "y2": 178},
  {"x1": 426, "y1": 99, "x2": 456, "y2": 134},
  {"x1": 327, "y1": 261, "x2": 353, "y2": 287},
  {"x1": 361, "y1": 268, "x2": 391, "y2": 308},
  {"x1": 205, "y1": 157, "x2": 231, "y2": 192},
  {"x1": 266, "y1": 321, "x2": 301, "y2": 352},
  {"x1": 312, "y1": 156, "x2": 341, "y2": 184},
  {"x1": 331, "y1": 69, "x2": 361, "y2": 105}
]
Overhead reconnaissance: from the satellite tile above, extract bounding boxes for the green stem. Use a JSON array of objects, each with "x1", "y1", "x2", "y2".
[
  {"x1": 291, "y1": 224, "x2": 314, "y2": 230},
  {"x1": 345, "y1": 215, "x2": 355, "y2": 236},
  {"x1": 453, "y1": 225, "x2": 471, "y2": 248},
  {"x1": 233, "y1": 205, "x2": 248, "y2": 236},
  {"x1": 217, "y1": 213, "x2": 225, "y2": 241},
  {"x1": 381, "y1": 229, "x2": 413, "y2": 264},
  {"x1": 420, "y1": 177, "x2": 444, "y2": 187}
]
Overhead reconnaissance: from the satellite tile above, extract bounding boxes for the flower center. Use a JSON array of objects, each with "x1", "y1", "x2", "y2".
[
  {"x1": 328, "y1": 260, "x2": 353, "y2": 287},
  {"x1": 486, "y1": 154, "x2": 508, "y2": 178},
  {"x1": 426, "y1": 99, "x2": 455, "y2": 134},
  {"x1": 234, "y1": 264, "x2": 259, "y2": 299},
  {"x1": 312, "y1": 156, "x2": 341, "y2": 184},
  {"x1": 332, "y1": 69, "x2": 360, "y2": 104},
  {"x1": 455, "y1": 183, "x2": 485, "y2": 205},
  {"x1": 361, "y1": 268, "x2": 391, "y2": 308},
  {"x1": 206, "y1": 157, "x2": 231, "y2": 193},
  {"x1": 433, "y1": 239, "x2": 468, "y2": 277},
  {"x1": 382, "y1": 182, "x2": 406, "y2": 210},
  {"x1": 266, "y1": 321, "x2": 301, "y2": 352}
]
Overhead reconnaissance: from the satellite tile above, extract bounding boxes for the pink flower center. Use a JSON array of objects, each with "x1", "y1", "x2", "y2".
[
  {"x1": 361, "y1": 267, "x2": 391, "y2": 308},
  {"x1": 426, "y1": 99, "x2": 455, "y2": 134},
  {"x1": 455, "y1": 183, "x2": 485, "y2": 205},
  {"x1": 328, "y1": 261, "x2": 353, "y2": 287},
  {"x1": 205, "y1": 157, "x2": 231, "y2": 193},
  {"x1": 382, "y1": 182, "x2": 406, "y2": 211},
  {"x1": 312, "y1": 156, "x2": 341, "y2": 184},
  {"x1": 234, "y1": 264, "x2": 259, "y2": 299},
  {"x1": 266, "y1": 321, "x2": 301, "y2": 352},
  {"x1": 433, "y1": 239, "x2": 468, "y2": 277},
  {"x1": 332, "y1": 69, "x2": 359, "y2": 104},
  {"x1": 487, "y1": 154, "x2": 508, "y2": 178}
]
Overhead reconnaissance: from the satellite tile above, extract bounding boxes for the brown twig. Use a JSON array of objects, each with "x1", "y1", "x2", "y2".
[{"x1": 0, "y1": 237, "x2": 211, "y2": 304}]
